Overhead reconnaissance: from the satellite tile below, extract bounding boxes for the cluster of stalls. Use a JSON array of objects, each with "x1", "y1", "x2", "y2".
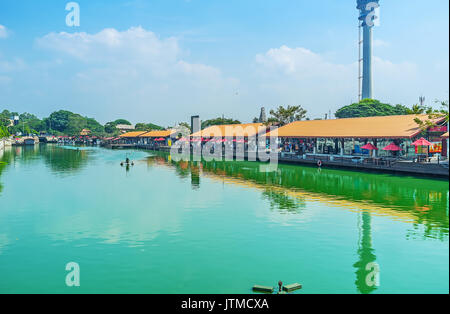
[
  {"x1": 187, "y1": 123, "x2": 268, "y2": 152},
  {"x1": 117, "y1": 115, "x2": 448, "y2": 162},
  {"x1": 266, "y1": 114, "x2": 448, "y2": 162},
  {"x1": 117, "y1": 130, "x2": 176, "y2": 147}
]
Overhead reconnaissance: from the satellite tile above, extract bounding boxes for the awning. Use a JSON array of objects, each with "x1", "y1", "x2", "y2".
[
  {"x1": 361, "y1": 143, "x2": 378, "y2": 150},
  {"x1": 383, "y1": 143, "x2": 402, "y2": 151},
  {"x1": 412, "y1": 138, "x2": 432, "y2": 146}
]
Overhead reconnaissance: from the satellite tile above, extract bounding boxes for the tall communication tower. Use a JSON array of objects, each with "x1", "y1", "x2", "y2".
[{"x1": 357, "y1": 0, "x2": 380, "y2": 101}]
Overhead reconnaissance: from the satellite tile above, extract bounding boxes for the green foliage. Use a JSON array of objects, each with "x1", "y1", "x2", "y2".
[
  {"x1": 178, "y1": 122, "x2": 191, "y2": 133},
  {"x1": 113, "y1": 119, "x2": 131, "y2": 125},
  {"x1": 0, "y1": 116, "x2": 10, "y2": 128},
  {"x1": 134, "y1": 122, "x2": 164, "y2": 132},
  {"x1": 267, "y1": 105, "x2": 308, "y2": 126},
  {"x1": 1, "y1": 110, "x2": 18, "y2": 119},
  {"x1": 414, "y1": 100, "x2": 449, "y2": 130},
  {"x1": 406, "y1": 104, "x2": 433, "y2": 115},
  {"x1": 335, "y1": 99, "x2": 409, "y2": 119},
  {"x1": 0, "y1": 125, "x2": 10, "y2": 138},
  {"x1": 201, "y1": 117, "x2": 241, "y2": 129},
  {"x1": 46, "y1": 110, "x2": 104, "y2": 136},
  {"x1": 104, "y1": 119, "x2": 133, "y2": 134}
]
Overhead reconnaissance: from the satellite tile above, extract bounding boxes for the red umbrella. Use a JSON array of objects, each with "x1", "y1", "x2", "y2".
[
  {"x1": 361, "y1": 143, "x2": 378, "y2": 150},
  {"x1": 412, "y1": 137, "x2": 432, "y2": 146},
  {"x1": 383, "y1": 143, "x2": 402, "y2": 151}
]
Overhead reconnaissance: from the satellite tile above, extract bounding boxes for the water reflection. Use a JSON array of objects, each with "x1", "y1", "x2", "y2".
[
  {"x1": 145, "y1": 152, "x2": 449, "y2": 240},
  {"x1": 353, "y1": 212, "x2": 378, "y2": 294},
  {"x1": 262, "y1": 189, "x2": 306, "y2": 213},
  {"x1": 0, "y1": 147, "x2": 13, "y2": 195},
  {"x1": 0, "y1": 147, "x2": 448, "y2": 293},
  {"x1": 41, "y1": 145, "x2": 90, "y2": 175}
]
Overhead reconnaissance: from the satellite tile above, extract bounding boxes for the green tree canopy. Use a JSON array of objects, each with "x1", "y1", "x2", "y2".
[
  {"x1": 135, "y1": 122, "x2": 164, "y2": 132},
  {"x1": 414, "y1": 100, "x2": 449, "y2": 130},
  {"x1": 201, "y1": 117, "x2": 241, "y2": 129},
  {"x1": 0, "y1": 125, "x2": 10, "y2": 138},
  {"x1": 46, "y1": 110, "x2": 104, "y2": 136},
  {"x1": 335, "y1": 99, "x2": 409, "y2": 119},
  {"x1": 267, "y1": 105, "x2": 308, "y2": 126},
  {"x1": 104, "y1": 119, "x2": 133, "y2": 134}
]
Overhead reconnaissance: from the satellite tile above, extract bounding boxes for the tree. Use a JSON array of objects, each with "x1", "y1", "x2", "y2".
[
  {"x1": 47, "y1": 110, "x2": 72, "y2": 132},
  {"x1": 201, "y1": 117, "x2": 241, "y2": 129},
  {"x1": 335, "y1": 99, "x2": 409, "y2": 119},
  {"x1": 178, "y1": 122, "x2": 191, "y2": 133},
  {"x1": 104, "y1": 119, "x2": 133, "y2": 134},
  {"x1": 267, "y1": 105, "x2": 307, "y2": 126},
  {"x1": 414, "y1": 100, "x2": 449, "y2": 130},
  {"x1": 0, "y1": 125, "x2": 10, "y2": 138},
  {"x1": 406, "y1": 104, "x2": 433, "y2": 115},
  {"x1": 0, "y1": 116, "x2": 10, "y2": 128},
  {"x1": 135, "y1": 122, "x2": 164, "y2": 131},
  {"x1": 113, "y1": 119, "x2": 131, "y2": 125},
  {"x1": 45, "y1": 110, "x2": 104, "y2": 136}
]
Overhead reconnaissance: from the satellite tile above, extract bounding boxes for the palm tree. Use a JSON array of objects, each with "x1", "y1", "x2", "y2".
[{"x1": 414, "y1": 100, "x2": 448, "y2": 130}]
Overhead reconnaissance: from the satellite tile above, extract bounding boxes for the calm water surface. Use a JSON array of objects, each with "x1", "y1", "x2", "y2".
[{"x1": 0, "y1": 145, "x2": 448, "y2": 293}]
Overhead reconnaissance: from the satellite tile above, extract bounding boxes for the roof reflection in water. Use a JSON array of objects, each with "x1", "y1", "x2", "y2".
[{"x1": 145, "y1": 152, "x2": 449, "y2": 241}]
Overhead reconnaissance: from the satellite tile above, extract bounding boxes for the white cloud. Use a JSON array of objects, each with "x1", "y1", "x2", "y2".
[
  {"x1": 33, "y1": 27, "x2": 239, "y2": 124},
  {"x1": 254, "y1": 45, "x2": 421, "y2": 117},
  {"x1": 36, "y1": 27, "x2": 179, "y2": 66},
  {"x1": 0, "y1": 25, "x2": 8, "y2": 39}
]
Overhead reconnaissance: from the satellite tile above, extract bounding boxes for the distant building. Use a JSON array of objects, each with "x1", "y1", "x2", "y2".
[
  {"x1": 191, "y1": 116, "x2": 200, "y2": 134},
  {"x1": 116, "y1": 124, "x2": 135, "y2": 133},
  {"x1": 13, "y1": 116, "x2": 19, "y2": 126},
  {"x1": 259, "y1": 107, "x2": 267, "y2": 123},
  {"x1": 80, "y1": 129, "x2": 91, "y2": 136}
]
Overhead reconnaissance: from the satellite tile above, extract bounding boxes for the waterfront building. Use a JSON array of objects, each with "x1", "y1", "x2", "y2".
[
  {"x1": 139, "y1": 130, "x2": 176, "y2": 146},
  {"x1": 116, "y1": 124, "x2": 135, "y2": 133},
  {"x1": 80, "y1": 129, "x2": 91, "y2": 137},
  {"x1": 190, "y1": 123, "x2": 267, "y2": 139},
  {"x1": 118, "y1": 131, "x2": 148, "y2": 144},
  {"x1": 443, "y1": 132, "x2": 449, "y2": 158},
  {"x1": 267, "y1": 115, "x2": 447, "y2": 159}
]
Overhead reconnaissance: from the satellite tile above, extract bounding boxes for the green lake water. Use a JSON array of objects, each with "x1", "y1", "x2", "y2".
[{"x1": 0, "y1": 145, "x2": 448, "y2": 294}]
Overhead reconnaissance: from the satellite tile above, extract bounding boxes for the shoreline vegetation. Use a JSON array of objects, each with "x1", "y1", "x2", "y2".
[{"x1": 1, "y1": 99, "x2": 448, "y2": 139}]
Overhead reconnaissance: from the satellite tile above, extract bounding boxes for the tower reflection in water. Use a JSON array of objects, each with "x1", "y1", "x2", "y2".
[{"x1": 146, "y1": 152, "x2": 448, "y2": 294}]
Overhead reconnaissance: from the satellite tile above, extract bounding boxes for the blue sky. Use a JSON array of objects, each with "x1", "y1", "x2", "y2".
[{"x1": 0, "y1": 0, "x2": 448, "y2": 126}]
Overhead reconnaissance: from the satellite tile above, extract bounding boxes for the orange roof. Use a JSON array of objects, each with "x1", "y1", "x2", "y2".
[
  {"x1": 80, "y1": 129, "x2": 91, "y2": 136},
  {"x1": 442, "y1": 132, "x2": 449, "y2": 139},
  {"x1": 266, "y1": 115, "x2": 446, "y2": 139},
  {"x1": 119, "y1": 131, "x2": 147, "y2": 138},
  {"x1": 191, "y1": 123, "x2": 266, "y2": 138},
  {"x1": 139, "y1": 130, "x2": 176, "y2": 138}
]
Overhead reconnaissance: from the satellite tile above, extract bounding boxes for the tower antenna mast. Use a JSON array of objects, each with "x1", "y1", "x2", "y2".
[{"x1": 357, "y1": 0, "x2": 380, "y2": 100}]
